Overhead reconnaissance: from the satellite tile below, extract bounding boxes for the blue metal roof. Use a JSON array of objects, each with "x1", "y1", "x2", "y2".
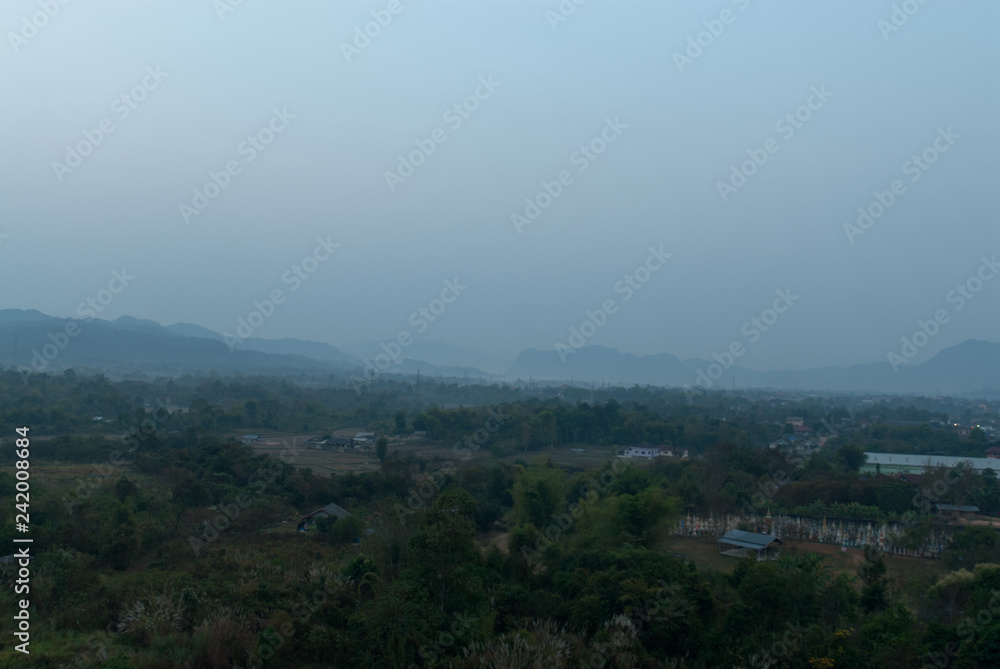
[{"x1": 718, "y1": 529, "x2": 781, "y2": 549}]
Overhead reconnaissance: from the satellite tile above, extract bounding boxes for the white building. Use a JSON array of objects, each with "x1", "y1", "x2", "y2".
[{"x1": 623, "y1": 445, "x2": 660, "y2": 459}]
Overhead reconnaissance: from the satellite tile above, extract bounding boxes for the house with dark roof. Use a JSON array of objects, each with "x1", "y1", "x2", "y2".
[
  {"x1": 352, "y1": 432, "x2": 377, "y2": 450},
  {"x1": 718, "y1": 530, "x2": 782, "y2": 561},
  {"x1": 986, "y1": 446, "x2": 1000, "y2": 459},
  {"x1": 298, "y1": 502, "x2": 351, "y2": 531}
]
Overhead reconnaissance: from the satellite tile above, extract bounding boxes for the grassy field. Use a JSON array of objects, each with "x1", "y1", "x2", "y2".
[
  {"x1": 661, "y1": 534, "x2": 949, "y2": 584},
  {"x1": 28, "y1": 462, "x2": 162, "y2": 495},
  {"x1": 497, "y1": 443, "x2": 630, "y2": 470}
]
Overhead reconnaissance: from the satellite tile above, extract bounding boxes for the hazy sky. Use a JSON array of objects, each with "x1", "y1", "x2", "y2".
[{"x1": 2, "y1": 0, "x2": 997, "y2": 371}]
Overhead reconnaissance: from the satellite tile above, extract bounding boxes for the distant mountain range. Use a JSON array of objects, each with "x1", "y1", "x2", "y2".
[
  {"x1": 0, "y1": 310, "x2": 486, "y2": 380},
  {"x1": 0, "y1": 310, "x2": 360, "y2": 376},
  {"x1": 0, "y1": 310, "x2": 996, "y2": 395},
  {"x1": 341, "y1": 339, "x2": 510, "y2": 376},
  {"x1": 505, "y1": 341, "x2": 1000, "y2": 395}
]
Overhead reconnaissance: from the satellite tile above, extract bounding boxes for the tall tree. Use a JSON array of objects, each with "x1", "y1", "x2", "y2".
[
  {"x1": 375, "y1": 436, "x2": 388, "y2": 464},
  {"x1": 858, "y1": 545, "x2": 889, "y2": 614},
  {"x1": 512, "y1": 463, "x2": 567, "y2": 528}
]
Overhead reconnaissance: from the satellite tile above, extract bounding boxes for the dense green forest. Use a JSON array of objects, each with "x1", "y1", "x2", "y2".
[
  {"x1": 0, "y1": 370, "x2": 992, "y2": 458},
  {"x1": 0, "y1": 370, "x2": 998, "y2": 667}
]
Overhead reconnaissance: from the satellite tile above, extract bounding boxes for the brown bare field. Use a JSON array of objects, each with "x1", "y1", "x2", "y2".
[
  {"x1": 19, "y1": 462, "x2": 131, "y2": 488},
  {"x1": 245, "y1": 434, "x2": 639, "y2": 477},
  {"x1": 250, "y1": 440, "x2": 380, "y2": 476},
  {"x1": 246, "y1": 433, "x2": 492, "y2": 476},
  {"x1": 23, "y1": 463, "x2": 113, "y2": 489}
]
